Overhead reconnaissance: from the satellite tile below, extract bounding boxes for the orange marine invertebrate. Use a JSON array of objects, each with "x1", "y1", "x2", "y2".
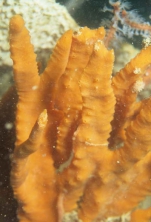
[
  {"x1": 1, "y1": 13, "x2": 151, "y2": 222},
  {"x1": 130, "y1": 207, "x2": 151, "y2": 222}
]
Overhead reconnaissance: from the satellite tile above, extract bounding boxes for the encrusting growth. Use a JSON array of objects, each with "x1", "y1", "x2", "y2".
[{"x1": 1, "y1": 13, "x2": 151, "y2": 222}]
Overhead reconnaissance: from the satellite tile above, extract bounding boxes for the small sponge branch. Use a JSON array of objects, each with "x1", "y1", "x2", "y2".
[{"x1": 9, "y1": 14, "x2": 25, "y2": 34}]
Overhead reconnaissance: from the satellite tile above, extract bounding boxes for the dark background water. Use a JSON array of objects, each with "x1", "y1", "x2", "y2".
[
  {"x1": 57, "y1": 0, "x2": 151, "y2": 27},
  {"x1": 57, "y1": 0, "x2": 151, "y2": 48}
]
